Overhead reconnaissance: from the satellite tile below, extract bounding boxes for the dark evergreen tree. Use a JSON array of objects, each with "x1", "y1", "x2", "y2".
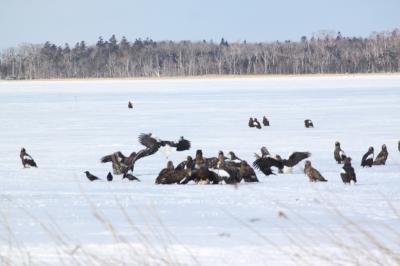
[{"x1": 1, "y1": 30, "x2": 399, "y2": 79}]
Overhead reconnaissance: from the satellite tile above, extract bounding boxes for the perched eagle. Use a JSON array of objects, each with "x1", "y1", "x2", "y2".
[
  {"x1": 304, "y1": 160, "x2": 327, "y2": 182},
  {"x1": 20, "y1": 148, "x2": 38, "y2": 168},
  {"x1": 373, "y1": 144, "x2": 388, "y2": 165},
  {"x1": 361, "y1": 146, "x2": 374, "y2": 167}
]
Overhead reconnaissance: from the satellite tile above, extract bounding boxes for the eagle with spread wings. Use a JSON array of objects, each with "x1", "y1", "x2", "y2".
[{"x1": 101, "y1": 133, "x2": 191, "y2": 175}]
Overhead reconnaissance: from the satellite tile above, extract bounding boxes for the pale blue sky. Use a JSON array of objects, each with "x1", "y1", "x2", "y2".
[{"x1": 1, "y1": 0, "x2": 399, "y2": 50}]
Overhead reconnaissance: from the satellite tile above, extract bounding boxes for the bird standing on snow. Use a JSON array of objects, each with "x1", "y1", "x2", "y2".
[
  {"x1": 262, "y1": 116, "x2": 270, "y2": 126},
  {"x1": 239, "y1": 160, "x2": 259, "y2": 182},
  {"x1": 304, "y1": 119, "x2": 314, "y2": 128},
  {"x1": 361, "y1": 147, "x2": 374, "y2": 167},
  {"x1": 180, "y1": 150, "x2": 222, "y2": 184},
  {"x1": 20, "y1": 148, "x2": 38, "y2": 168},
  {"x1": 155, "y1": 161, "x2": 189, "y2": 184},
  {"x1": 253, "y1": 118, "x2": 262, "y2": 129},
  {"x1": 228, "y1": 151, "x2": 242, "y2": 167},
  {"x1": 107, "y1": 172, "x2": 113, "y2": 181},
  {"x1": 128, "y1": 101, "x2": 133, "y2": 108},
  {"x1": 181, "y1": 166, "x2": 220, "y2": 185},
  {"x1": 304, "y1": 160, "x2": 327, "y2": 182},
  {"x1": 373, "y1": 144, "x2": 388, "y2": 165},
  {"x1": 84, "y1": 171, "x2": 101, "y2": 181},
  {"x1": 216, "y1": 150, "x2": 229, "y2": 167},
  {"x1": 340, "y1": 157, "x2": 356, "y2": 184},
  {"x1": 248, "y1": 118, "x2": 255, "y2": 128},
  {"x1": 334, "y1": 141, "x2": 347, "y2": 164},
  {"x1": 194, "y1": 149, "x2": 206, "y2": 169},
  {"x1": 215, "y1": 158, "x2": 241, "y2": 184},
  {"x1": 175, "y1": 156, "x2": 195, "y2": 171},
  {"x1": 155, "y1": 161, "x2": 175, "y2": 184}
]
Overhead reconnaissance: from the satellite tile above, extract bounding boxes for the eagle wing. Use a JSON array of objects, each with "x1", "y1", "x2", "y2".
[
  {"x1": 175, "y1": 160, "x2": 187, "y2": 171},
  {"x1": 138, "y1": 133, "x2": 159, "y2": 149},
  {"x1": 284, "y1": 152, "x2": 311, "y2": 167},
  {"x1": 252, "y1": 157, "x2": 282, "y2": 175},
  {"x1": 124, "y1": 146, "x2": 159, "y2": 174},
  {"x1": 100, "y1": 151, "x2": 125, "y2": 163},
  {"x1": 159, "y1": 137, "x2": 191, "y2": 151}
]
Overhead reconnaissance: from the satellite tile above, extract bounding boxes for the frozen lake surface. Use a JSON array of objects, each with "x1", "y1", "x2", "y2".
[{"x1": 0, "y1": 75, "x2": 399, "y2": 265}]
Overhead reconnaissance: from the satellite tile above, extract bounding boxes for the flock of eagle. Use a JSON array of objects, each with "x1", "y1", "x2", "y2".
[
  {"x1": 248, "y1": 116, "x2": 314, "y2": 129},
  {"x1": 19, "y1": 110, "x2": 398, "y2": 185}
]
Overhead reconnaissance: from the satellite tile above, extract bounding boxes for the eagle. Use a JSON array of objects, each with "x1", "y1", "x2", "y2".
[
  {"x1": 101, "y1": 133, "x2": 191, "y2": 175},
  {"x1": 361, "y1": 146, "x2": 374, "y2": 167},
  {"x1": 155, "y1": 161, "x2": 189, "y2": 184},
  {"x1": 341, "y1": 157, "x2": 357, "y2": 184},
  {"x1": 304, "y1": 161, "x2": 327, "y2": 182},
  {"x1": 20, "y1": 148, "x2": 38, "y2": 168},
  {"x1": 304, "y1": 119, "x2": 314, "y2": 128},
  {"x1": 334, "y1": 141, "x2": 347, "y2": 164},
  {"x1": 253, "y1": 151, "x2": 311, "y2": 176},
  {"x1": 373, "y1": 144, "x2": 388, "y2": 165}
]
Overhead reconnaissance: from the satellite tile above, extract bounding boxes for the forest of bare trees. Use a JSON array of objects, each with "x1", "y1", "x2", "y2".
[{"x1": 1, "y1": 30, "x2": 399, "y2": 79}]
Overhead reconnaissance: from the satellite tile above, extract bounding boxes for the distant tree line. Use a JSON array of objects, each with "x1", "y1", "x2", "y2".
[{"x1": 1, "y1": 30, "x2": 400, "y2": 79}]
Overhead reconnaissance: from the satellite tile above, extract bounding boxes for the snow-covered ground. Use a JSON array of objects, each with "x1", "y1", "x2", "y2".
[{"x1": 0, "y1": 75, "x2": 399, "y2": 265}]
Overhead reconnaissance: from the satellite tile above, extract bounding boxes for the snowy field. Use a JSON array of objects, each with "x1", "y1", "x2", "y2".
[{"x1": 0, "y1": 75, "x2": 399, "y2": 265}]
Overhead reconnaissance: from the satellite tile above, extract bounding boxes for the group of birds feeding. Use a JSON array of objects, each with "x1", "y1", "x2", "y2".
[
  {"x1": 89, "y1": 133, "x2": 192, "y2": 182},
  {"x1": 20, "y1": 137, "x2": 396, "y2": 185},
  {"x1": 19, "y1": 102, "x2": 397, "y2": 185},
  {"x1": 155, "y1": 150, "x2": 260, "y2": 185},
  {"x1": 20, "y1": 137, "x2": 400, "y2": 184}
]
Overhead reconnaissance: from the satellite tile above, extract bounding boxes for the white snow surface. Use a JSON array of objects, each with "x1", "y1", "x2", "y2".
[{"x1": 0, "y1": 75, "x2": 399, "y2": 265}]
